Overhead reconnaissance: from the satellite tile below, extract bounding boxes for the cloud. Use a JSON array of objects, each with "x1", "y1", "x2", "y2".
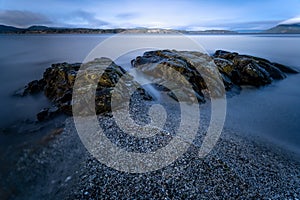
[
  {"x1": 221, "y1": 20, "x2": 282, "y2": 30},
  {"x1": 115, "y1": 12, "x2": 139, "y2": 19},
  {"x1": 1, "y1": 1, "x2": 299, "y2": 30},
  {"x1": 63, "y1": 10, "x2": 109, "y2": 28},
  {"x1": 280, "y1": 16, "x2": 300, "y2": 25},
  {"x1": 0, "y1": 10, "x2": 53, "y2": 27},
  {"x1": 174, "y1": 20, "x2": 281, "y2": 31}
]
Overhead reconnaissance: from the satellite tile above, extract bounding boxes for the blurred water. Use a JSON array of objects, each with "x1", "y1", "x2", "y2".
[
  {"x1": 0, "y1": 34, "x2": 300, "y2": 155},
  {"x1": 190, "y1": 34, "x2": 300, "y2": 155},
  {"x1": 113, "y1": 48, "x2": 163, "y2": 101},
  {"x1": 0, "y1": 34, "x2": 109, "y2": 127}
]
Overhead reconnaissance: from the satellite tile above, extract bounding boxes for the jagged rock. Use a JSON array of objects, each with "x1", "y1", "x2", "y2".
[
  {"x1": 37, "y1": 108, "x2": 49, "y2": 121},
  {"x1": 43, "y1": 62, "x2": 81, "y2": 102},
  {"x1": 213, "y1": 50, "x2": 297, "y2": 87},
  {"x1": 131, "y1": 49, "x2": 297, "y2": 99},
  {"x1": 22, "y1": 50, "x2": 297, "y2": 121},
  {"x1": 73, "y1": 58, "x2": 152, "y2": 115},
  {"x1": 37, "y1": 106, "x2": 60, "y2": 121},
  {"x1": 131, "y1": 50, "x2": 225, "y2": 102},
  {"x1": 25, "y1": 58, "x2": 152, "y2": 119},
  {"x1": 16, "y1": 79, "x2": 45, "y2": 96},
  {"x1": 272, "y1": 62, "x2": 299, "y2": 74}
]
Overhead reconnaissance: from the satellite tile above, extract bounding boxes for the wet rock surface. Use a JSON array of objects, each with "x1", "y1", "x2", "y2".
[
  {"x1": 132, "y1": 49, "x2": 298, "y2": 96},
  {"x1": 131, "y1": 50, "x2": 224, "y2": 101},
  {"x1": 21, "y1": 50, "x2": 297, "y2": 121},
  {"x1": 213, "y1": 50, "x2": 298, "y2": 87},
  {"x1": 20, "y1": 58, "x2": 152, "y2": 120}
]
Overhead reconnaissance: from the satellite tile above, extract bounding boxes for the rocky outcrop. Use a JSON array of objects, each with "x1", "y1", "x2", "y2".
[
  {"x1": 213, "y1": 50, "x2": 298, "y2": 88},
  {"x1": 131, "y1": 50, "x2": 224, "y2": 102},
  {"x1": 16, "y1": 79, "x2": 45, "y2": 96},
  {"x1": 131, "y1": 49, "x2": 298, "y2": 101},
  {"x1": 21, "y1": 58, "x2": 151, "y2": 120},
  {"x1": 21, "y1": 50, "x2": 297, "y2": 121}
]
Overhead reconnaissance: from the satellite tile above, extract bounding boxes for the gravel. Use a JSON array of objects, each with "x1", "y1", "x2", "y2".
[{"x1": 2, "y1": 96, "x2": 300, "y2": 200}]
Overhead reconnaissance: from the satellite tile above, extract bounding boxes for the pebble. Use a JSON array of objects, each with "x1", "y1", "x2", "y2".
[{"x1": 65, "y1": 176, "x2": 72, "y2": 182}]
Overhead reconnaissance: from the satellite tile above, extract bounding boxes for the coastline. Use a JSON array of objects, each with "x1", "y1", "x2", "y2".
[
  {"x1": 2, "y1": 86, "x2": 300, "y2": 199},
  {"x1": 2, "y1": 1, "x2": 300, "y2": 199},
  {"x1": 2, "y1": 104, "x2": 299, "y2": 199},
  {"x1": 1, "y1": 42, "x2": 300, "y2": 199}
]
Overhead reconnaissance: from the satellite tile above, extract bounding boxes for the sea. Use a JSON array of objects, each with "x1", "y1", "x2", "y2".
[{"x1": 0, "y1": 34, "x2": 300, "y2": 157}]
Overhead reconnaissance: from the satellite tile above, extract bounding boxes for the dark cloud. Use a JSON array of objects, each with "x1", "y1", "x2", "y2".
[
  {"x1": 0, "y1": 10, "x2": 53, "y2": 27},
  {"x1": 116, "y1": 12, "x2": 139, "y2": 19},
  {"x1": 66, "y1": 10, "x2": 109, "y2": 27}
]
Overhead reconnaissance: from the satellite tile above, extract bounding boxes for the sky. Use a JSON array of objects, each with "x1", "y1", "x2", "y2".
[{"x1": 0, "y1": 0, "x2": 300, "y2": 31}]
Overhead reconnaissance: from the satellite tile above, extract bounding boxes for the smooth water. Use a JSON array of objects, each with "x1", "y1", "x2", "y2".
[
  {"x1": 0, "y1": 34, "x2": 109, "y2": 127},
  {"x1": 0, "y1": 34, "x2": 300, "y2": 155},
  {"x1": 190, "y1": 34, "x2": 300, "y2": 155}
]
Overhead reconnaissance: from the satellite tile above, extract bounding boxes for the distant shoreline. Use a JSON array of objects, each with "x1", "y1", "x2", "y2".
[
  {"x1": 2, "y1": 24, "x2": 300, "y2": 34},
  {"x1": 1, "y1": 32, "x2": 300, "y2": 36}
]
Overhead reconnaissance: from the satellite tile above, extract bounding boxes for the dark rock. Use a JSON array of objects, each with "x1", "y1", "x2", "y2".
[
  {"x1": 73, "y1": 58, "x2": 152, "y2": 115},
  {"x1": 219, "y1": 72, "x2": 235, "y2": 91},
  {"x1": 214, "y1": 50, "x2": 238, "y2": 60},
  {"x1": 213, "y1": 50, "x2": 298, "y2": 87},
  {"x1": 25, "y1": 58, "x2": 152, "y2": 118},
  {"x1": 131, "y1": 50, "x2": 226, "y2": 102},
  {"x1": 43, "y1": 62, "x2": 81, "y2": 102},
  {"x1": 22, "y1": 50, "x2": 296, "y2": 120},
  {"x1": 272, "y1": 63, "x2": 299, "y2": 74},
  {"x1": 234, "y1": 58, "x2": 272, "y2": 86},
  {"x1": 256, "y1": 60, "x2": 286, "y2": 80},
  {"x1": 37, "y1": 106, "x2": 60, "y2": 121},
  {"x1": 59, "y1": 103, "x2": 72, "y2": 116},
  {"x1": 213, "y1": 58, "x2": 236, "y2": 90},
  {"x1": 131, "y1": 49, "x2": 297, "y2": 101},
  {"x1": 16, "y1": 79, "x2": 45, "y2": 96},
  {"x1": 37, "y1": 108, "x2": 49, "y2": 121}
]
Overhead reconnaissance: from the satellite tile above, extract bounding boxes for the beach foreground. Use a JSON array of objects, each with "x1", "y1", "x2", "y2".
[{"x1": 2, "y1": 106, "x2": 300, "y2": 199}]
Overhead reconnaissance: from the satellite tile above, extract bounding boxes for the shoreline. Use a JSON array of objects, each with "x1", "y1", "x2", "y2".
[
  {"x1": 1, "y1": 49, "x2": 300, "y2": 199},
  {"x1": 2, "y1": 108, "x2": 299, "y2": 199},
  {"x1": 1, "y1": 93, "x2": 300, "y2": 199}
]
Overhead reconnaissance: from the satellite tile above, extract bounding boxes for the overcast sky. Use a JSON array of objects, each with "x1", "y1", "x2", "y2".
[{"x1": 0, "y1": 0, "x2": 300, "y2": 30}]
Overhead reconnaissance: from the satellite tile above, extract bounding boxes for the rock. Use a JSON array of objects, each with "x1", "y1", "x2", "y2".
[
  {"x1": 65, "y1": 176, "x2": 72, "y2": 182},
  {"x1": 23, "y1": 50, "x2": 297, "y2": 120},
  {"x1": 131, "y1": 50, "x2": 225, "y2": 102},
  {"x1": 213, "y1": 50, "x2": 298, "y2": 87},
  {"x1": 37, "y1": 106, "x2": 60, "y2": 121},
  {"x1": 232, "y1": 56, "x2": 272, "y2": 86},
  {"x1": 272, "y1": 62, "x2": 299, "y2": 74},
  {"x1": 131, "y1": 49, "x2": 297, "y2": 99},
  {"x1": 214, "y1": 50, "x2": 238, "y2": 60},
  {"x1": 213, "y1": 58, "x2": 236, "y2": 90},
  {"x1": 73, "y1": 58, "x2": 152, "y2": 115},
  {"x1": 43, "y1": 62, "x2": 81, "y2": 102},
  {"x1": 27, "y1": 58, "x2": 152, "y2": 118},
  {"x1": 16, "y1": 79, "x2": 45, "y2": 96},
  {"x1": 37, "y1": 108, "x2": 49, "y2": 121}
]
